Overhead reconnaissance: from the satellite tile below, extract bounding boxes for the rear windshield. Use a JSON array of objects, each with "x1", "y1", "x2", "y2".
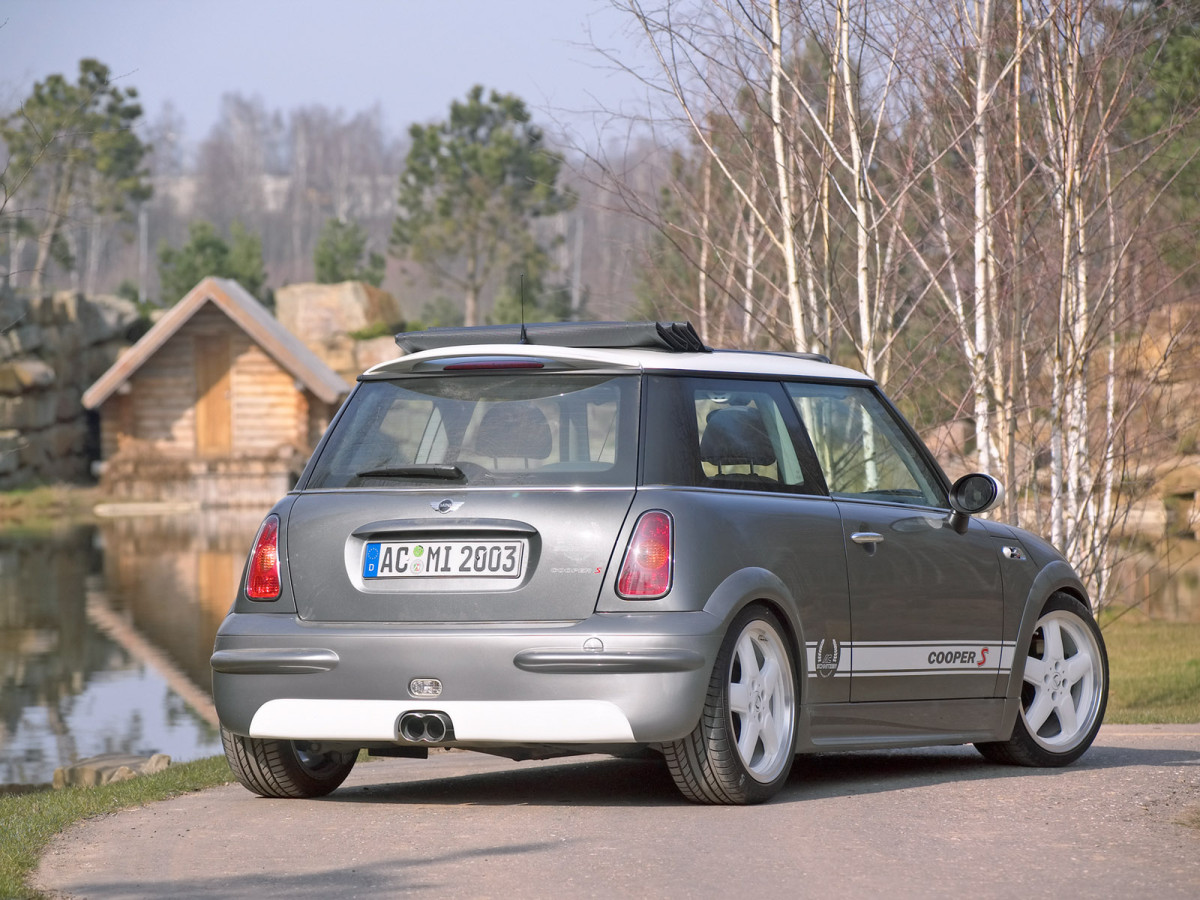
[{"x1": 305, "y1": 374, "x2": 639, "y2": 489}]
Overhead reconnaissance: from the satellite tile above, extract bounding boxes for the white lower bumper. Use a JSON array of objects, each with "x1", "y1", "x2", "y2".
[{"x1": 248, "y1": 698, "x2": 637, "y2": 743}]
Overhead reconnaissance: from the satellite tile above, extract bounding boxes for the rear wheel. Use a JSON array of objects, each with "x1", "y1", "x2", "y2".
[
  {"x1": 221, "y1": 725, "x2": 357, "y2": 798},
  {"x1": 975, "y1": 593, "x2": 1108, "y2": 767},
  {"x1": 664, "y1": 604, "x2": 797, "y2": 804}
]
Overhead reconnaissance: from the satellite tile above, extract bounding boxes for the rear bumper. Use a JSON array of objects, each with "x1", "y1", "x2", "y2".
[{"x1": 211, "y1": 611, "x2": 724, "y2": 745}]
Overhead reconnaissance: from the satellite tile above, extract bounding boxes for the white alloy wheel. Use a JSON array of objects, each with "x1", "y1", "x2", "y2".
[
  {"x1": 727, "y1": 618, "x2": 796, "y2": 781},
  {"x1": 1020, "y1": 608, "x2": 1105, "y2": 752},
  {"x1": 663, "y1": 604, "x2": 798, "y2": 804},
  {"x1": 975, "y1": 593, "x2": 1108, "y2": 767}
]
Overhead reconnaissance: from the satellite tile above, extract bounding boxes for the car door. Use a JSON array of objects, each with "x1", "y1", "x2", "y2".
[
  {"x1": 638, "y1": 375, "x2": 853, "y2": 704},
  {"x1": 784, "y1": 382, "x2": 1004, "y2": 702}
]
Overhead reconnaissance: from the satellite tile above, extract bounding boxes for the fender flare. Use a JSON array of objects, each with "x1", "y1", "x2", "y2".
[
  {"x1": 997, "y1": 559, "x2": 1091, "y2": 736},
  {"x1": 700, "y1": 566, "x2": 808, "y2": 681}
]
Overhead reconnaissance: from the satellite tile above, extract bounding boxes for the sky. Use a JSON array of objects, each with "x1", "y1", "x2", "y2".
[{"x1": 0, "y1": 0, "x2": 654, "y2": 151}]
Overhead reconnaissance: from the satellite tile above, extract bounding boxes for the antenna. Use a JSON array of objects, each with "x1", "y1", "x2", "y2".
[{"x1": 519, "y1": 273, "x2": 529, "y2": 343}]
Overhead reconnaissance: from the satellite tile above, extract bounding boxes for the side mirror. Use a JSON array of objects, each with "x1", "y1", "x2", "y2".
[{"x1": 947, "y1": 473, "x2": 1004, "y2": 534}]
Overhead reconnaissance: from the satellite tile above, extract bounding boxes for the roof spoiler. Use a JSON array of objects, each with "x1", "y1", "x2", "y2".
[{"x1": 394, "y1": 321, "x2": 711, "y2": 354}]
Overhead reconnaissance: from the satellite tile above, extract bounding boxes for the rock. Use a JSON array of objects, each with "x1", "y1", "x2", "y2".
[
  {"x1": 17, "y1": 429, "x2": 51, "y2": 473},
  {"x1": 0, "y1": 358, "x2": 57, "y2": 394},
  {"x1": 50, "y1": 291, "x2": 79, "y2": 326},
  {"x1": 5, "y1": 391, "x2": 58, "y2": 430},
  {"x1": 84, "y1": 344, "x2": 123, "y2": 383},
  {"x1": 53, "y1": 753, "x2": 172, "y2": 789},
  {"x1": 1115, "y1": 498, "x2": 1168, "y2": 541},
  {"x1": 43, "y1": 323, "x2": 83, "y2": 360},
  {"x1": 0, "y1": 429, "x2": 21, "y2": 475},
  {"x1": 55, "y1": 385, "x2": 82, "y2": 422},
  {"x1": 0, "y1": 292, "x2": 28, "y2": 331},
  {"x1": 48, "y1": 421, "x2": 86, "y2": 458},
  {"x1": 78, "y1": 293, "x2": 139, "y2": 344},
  {"x1": 11, "y1": 323, "x2": 43, "y2": 354},
  {"x1": 1156, "y1": 457, "x2": 1200, "y2": 496},
  {"x1": 312, "y1": 333, "x2": 359, "y2": 378},
  {"x1": 355, "y1": 335, "x2": 402, "y2": 371},
  {"x1": 275, "y1": 281, "x2": 402, "y2": 345}
]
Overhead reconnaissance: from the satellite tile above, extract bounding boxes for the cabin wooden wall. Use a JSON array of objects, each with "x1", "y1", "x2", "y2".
[{"x1": 99, "y1": 302, "x2": 310, "y2": 460}]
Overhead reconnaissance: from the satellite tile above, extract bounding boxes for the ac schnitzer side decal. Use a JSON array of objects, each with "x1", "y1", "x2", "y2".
[
  {"x1": 806, "y1": 641, "x2": 1018, "y2": 678},
  {"x1": 805, "y1": 641, "x2": 850, "y2": 678}
]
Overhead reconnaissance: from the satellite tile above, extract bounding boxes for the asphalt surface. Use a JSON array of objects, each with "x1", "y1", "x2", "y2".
[{"x1": 34, "y1": 724, "x2": 1200, "y2": 899}]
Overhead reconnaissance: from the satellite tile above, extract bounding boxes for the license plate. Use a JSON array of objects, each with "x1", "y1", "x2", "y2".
[{"x1": 362, "y1": 540, "x2": 525, "y2": 579}]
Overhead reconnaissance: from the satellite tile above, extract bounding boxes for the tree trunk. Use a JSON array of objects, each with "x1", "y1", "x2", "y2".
[
  {"x1": 30, "y1": 162, "x2": 76, "y2": 294},
  {"x1": 769, "y1": 0, "x2": 807, "y2": 353}
]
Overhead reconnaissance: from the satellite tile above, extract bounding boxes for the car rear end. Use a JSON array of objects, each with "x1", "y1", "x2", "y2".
[{"x1": 211, "y1": 347, "x2": 726, "y2": 756}]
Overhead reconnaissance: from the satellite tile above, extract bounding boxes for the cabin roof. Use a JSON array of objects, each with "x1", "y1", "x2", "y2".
[{"x1": 82, "y1": 277, "x2": 350, "y2": 409}]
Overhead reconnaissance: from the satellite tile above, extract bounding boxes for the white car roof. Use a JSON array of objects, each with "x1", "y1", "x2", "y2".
[{"x1": 363, "y1": 343, "x2": 874, "y2": 383}]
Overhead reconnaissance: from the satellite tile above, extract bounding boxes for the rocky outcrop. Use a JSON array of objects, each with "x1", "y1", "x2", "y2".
[
  {"x1": 0, "y1": 289, "x2": 139, "y2": 489},
  {"x1": 274, "y1": 281, "x2": 404, "y2": 379}
]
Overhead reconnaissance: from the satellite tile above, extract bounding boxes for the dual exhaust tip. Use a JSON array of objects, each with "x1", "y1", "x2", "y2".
[{"x1": 398, "y1": 711, "x2": 454, "y2": 743}]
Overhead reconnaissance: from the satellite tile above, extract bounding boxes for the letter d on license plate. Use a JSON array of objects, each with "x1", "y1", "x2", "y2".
[{"x1": 362, "y1": 540, "x2": 525, "y2": 579}]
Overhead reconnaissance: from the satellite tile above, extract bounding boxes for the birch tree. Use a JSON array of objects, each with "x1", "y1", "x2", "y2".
[{"x1": 610, "y1": 0, "x2": 1200, "y2": 607}]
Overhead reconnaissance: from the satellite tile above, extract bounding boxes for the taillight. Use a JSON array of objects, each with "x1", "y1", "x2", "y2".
[
  {"x1": 616, "y1": 510, "x2": 673, "y2": 599},
  {"x1": 246, "y1": 515, "x2": 281, "y2": 600}
]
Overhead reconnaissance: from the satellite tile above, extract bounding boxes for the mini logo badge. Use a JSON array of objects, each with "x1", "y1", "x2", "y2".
[
  {"x1": 816, "y1": 639, "x2": 841, "y2": 678},
  {"x1": 431, "y1": 499, "x2": 464, "y2": 514}
]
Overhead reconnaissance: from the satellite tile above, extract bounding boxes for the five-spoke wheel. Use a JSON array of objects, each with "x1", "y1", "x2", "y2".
[
  {"x1": 976, "y1": 593, "x2": 1108, "y2": 766},
  {"x1": 664, "y1": 604, "x2": 797, "y2": 804}
]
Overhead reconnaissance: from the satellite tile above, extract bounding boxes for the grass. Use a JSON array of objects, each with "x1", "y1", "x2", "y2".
[
  {"x1": 0, "y1": 483, "x2": 101, "y2": 534},
  {"x1": 1100, "y1": 608, "x2": 1200, "y2": 724},
  {"x1": 0, "y1": 755, "x2": 232, "y2": 899}
]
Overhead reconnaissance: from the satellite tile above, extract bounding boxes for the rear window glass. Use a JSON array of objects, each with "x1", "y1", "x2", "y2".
[{"x1": 305, "y1": 374, "x2": 639, "y2": 489}]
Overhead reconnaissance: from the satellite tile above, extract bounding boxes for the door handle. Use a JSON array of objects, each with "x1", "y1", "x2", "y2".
[{"x1": 851, "y1": 532, "x2": 884, "y2": 545}]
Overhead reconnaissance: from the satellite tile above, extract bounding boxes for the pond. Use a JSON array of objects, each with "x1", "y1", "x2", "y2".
[
  {"x1": 2, "y1": 510, "x2": 1198, "y2": 788},
  {"x1": 0, "y1": 511, "x2": 262, "y2": 789}
]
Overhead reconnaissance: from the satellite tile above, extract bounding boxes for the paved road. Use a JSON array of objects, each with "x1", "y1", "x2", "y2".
[{"x1": 35, "y1": 725, "x2": 1200, "y2": 899}]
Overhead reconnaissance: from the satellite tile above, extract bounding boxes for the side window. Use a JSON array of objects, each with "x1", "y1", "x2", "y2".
[
  {"x1": 785, "y1": 382, "x2": 945, "y2": 507},
  {"x1": 690, "y1": 380, "x2": 807, "y2": 491}
]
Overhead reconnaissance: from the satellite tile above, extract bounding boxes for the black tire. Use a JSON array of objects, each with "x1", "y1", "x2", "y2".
[
  {"x1": 664, "y1": 604, "x2": 798, "y2": 804},
  {"x1": 975, "y1": 593, "x2": 1108, "y2": 767},
  {"x1": 221, "y1": 725, "x2": 357, "y2": 798}
]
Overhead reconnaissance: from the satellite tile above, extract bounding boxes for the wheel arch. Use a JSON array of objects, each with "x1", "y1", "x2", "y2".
[
  {"x1": 996, "y1": 560, "x2": 1092, "y2": 736},
  {"x1": 700, "y1": 566, "x2": 808, "y2": 683}
]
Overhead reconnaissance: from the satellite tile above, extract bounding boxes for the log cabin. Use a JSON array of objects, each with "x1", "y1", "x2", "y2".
[{"x1": 82, "y1": 277, "x2": 350, "y2": 507}]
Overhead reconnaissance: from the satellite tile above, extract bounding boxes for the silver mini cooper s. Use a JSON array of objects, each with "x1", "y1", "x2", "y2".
[{"x1": 212, "y1": 322, "x2": 1107, "y2": 804}]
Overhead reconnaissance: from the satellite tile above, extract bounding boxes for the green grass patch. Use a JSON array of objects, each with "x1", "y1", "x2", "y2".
[
  {"x1": 347, "y1": 319, "x2": 406, "y2": 341},
  {"x1": 0, "y1": 484, "x2": 100, "y2": 535},
  {"x1": 0, "y1": 755, "x2": 231, "y2": 900},
  {"x1": 1100, "y1": 609, "x2": 1200, "y2": 724}
]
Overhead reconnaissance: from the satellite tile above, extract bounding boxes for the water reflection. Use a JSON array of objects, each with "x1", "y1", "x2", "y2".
[
  {"x1": 1112, "y1": 539, "x2": 1200, "y2": 622},
  {"x1": 0, "y1": 511, "x2": 263, "y2": 787}
]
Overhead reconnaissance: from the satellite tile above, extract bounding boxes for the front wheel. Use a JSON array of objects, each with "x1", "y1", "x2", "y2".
[
  {"x1": 975, "y1": 593, "x2": 1108, "y2": 767},
  {"x1": 221, "y1": 726, "x2": 357, "y2": 798},
  {"x1": 664, "y1": 604, "x2": 798, "y2": 804}
]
